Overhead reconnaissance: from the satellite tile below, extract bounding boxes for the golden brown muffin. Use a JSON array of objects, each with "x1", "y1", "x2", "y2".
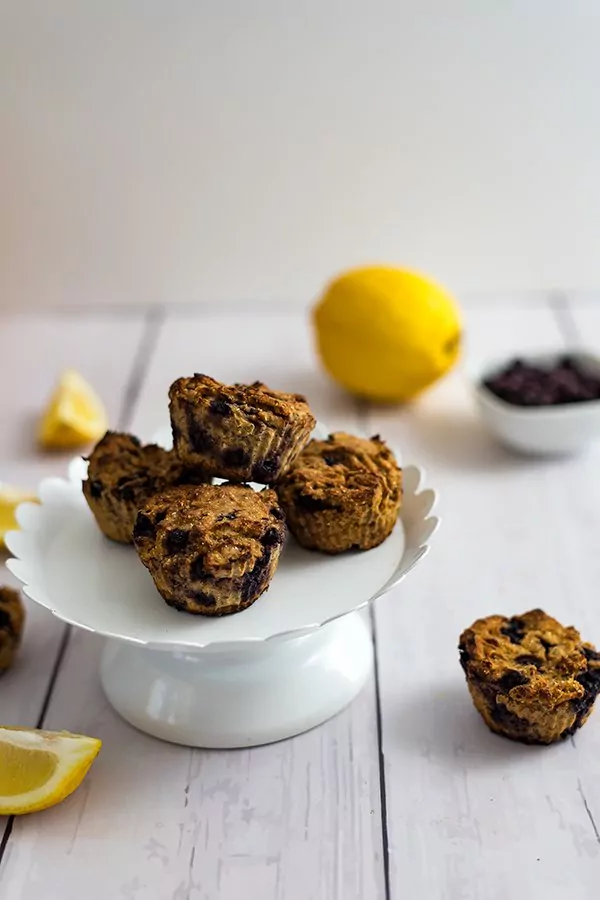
[
  {"x1": 0, "y1": 586, "x2": 25, "y2": 674},
  {"x1": 275, "y1": 432, "x2": 401, "y2": 553},
  {"x1": 133, "y1": 483, "x2": 286, "y2": 616},
  {"x1": 83, "y1": 431, "x2": 208, "y2": 544},
  {"x1": 168, "y1": 374, "x2": 316, "y2": 484},
  {"x1": 459, "y1": 609, "x2": 600, "y2": 744}
]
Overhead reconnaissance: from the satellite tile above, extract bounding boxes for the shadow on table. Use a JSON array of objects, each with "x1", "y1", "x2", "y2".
[
  {"x1": 387, "y1": 680, "x2": 561, "y2": 768},
  {"x1": 406, "y1": 410, "x2": 573, "y2": 474}
]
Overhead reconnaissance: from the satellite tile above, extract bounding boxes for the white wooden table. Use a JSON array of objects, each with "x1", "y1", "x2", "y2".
[{"x1": 1, "y1": 296, "x2": 600, "y2": 900}]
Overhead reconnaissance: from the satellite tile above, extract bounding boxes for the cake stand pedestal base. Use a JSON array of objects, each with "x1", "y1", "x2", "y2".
[{"x1": 100, "y1": 611, "x2": 373, "y2": 748}]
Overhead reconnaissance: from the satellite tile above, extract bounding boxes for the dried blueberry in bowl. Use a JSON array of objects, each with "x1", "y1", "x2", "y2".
[
  {"x1": 474, "y1": 351, "x2": 600, "y2": 456},
  {"x1": 482, "y1": 355, "x2": 600, "y2": 408}
]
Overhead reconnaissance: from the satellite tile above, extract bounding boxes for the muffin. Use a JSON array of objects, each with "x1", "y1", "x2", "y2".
[
  {"x1": 275, "y1": 432, "x2": 402, "y2": 553},
  {"x1": 168, "y1": 374, "x2": 316, "y2": 484},
  {"x1": 459, "y1": 609, "x2": 600, "y2": 744},
  {"x1": 83, "y1": 431, "x2": 207, "y2": 544},
  {"x1": 133, "y1": 483, "x2": 286, "y2": 616},
  {"x1": 0, "y1": 586, "x2": 25, "y2": 674}
]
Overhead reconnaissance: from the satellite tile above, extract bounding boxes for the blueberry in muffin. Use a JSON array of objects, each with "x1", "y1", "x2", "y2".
[
  {"x1": 83, "y1": 431, "x2": 208, "y2": 544},
  {"x1": 168, "y1": 374, "x2": 316, "y2": 484},
  {"x1": 275, "y1": 432, "x2": 402, "y2": 554},
  {"x1": 133, "y1": 483, "x2": 286, "y2": 616},
  {"x1": 0, "y1": 586, "x2": 25, "y2": 674},
  {"x1": 459, "y1": 609, "x2": 600, "y2": 744}
]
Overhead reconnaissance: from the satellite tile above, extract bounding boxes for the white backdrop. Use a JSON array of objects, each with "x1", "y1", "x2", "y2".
[{"x1": 1, "y1": 1, "x2": 599, "y2": 310}]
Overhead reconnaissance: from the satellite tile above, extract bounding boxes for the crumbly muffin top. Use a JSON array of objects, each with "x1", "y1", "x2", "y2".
[
  {"x1": 85, "y1": 431, "x2": 189, "y2": 501},
  {"x1": 169, "y1": 375, "x2": 315, "y2": 427},
  {"x1": 133, "y1": 483, "x2": 285, "y2": 579},
  {"x1": 0, "y1": 586, "x2": 25, "y2": 639},
  {"x1": 459, "y1": 609, "x2": 600, "y2": 710},
  {"x1": 277, "y1": 432, "x2": 401, "y2": 511}
]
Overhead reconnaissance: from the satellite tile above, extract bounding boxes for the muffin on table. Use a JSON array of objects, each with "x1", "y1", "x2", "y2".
[
  {"x1": 459, "y1": 609, "x2": 600, "y2": 744},
  {"x1": 168, "y1": 374, "x2": 316, "y2": 484},
  {"x1": 83, "y1": 431, "x2": 208, "y2": 544},
  {"x1": 275, "y1": 432, "x2": 402, "y2": 554},
  {"x1": 133, "y1": 482, "x2": 286, "y2": 616},
  {"x1": 0, "y1": 586, "x2": 25, "y2": 674}
]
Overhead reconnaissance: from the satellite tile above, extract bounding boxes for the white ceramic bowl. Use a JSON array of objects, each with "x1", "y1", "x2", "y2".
[{"x1": 474, "y1": 351, "x2": 600, "y2": 456}]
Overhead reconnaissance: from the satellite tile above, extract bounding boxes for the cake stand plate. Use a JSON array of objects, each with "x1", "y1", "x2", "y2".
[
  {"x1": 99, "y1": 612, "x2": 373, "y2": 747},
  {"x1": 6, "y1": 453, "x2": 438, "y2": 748}
]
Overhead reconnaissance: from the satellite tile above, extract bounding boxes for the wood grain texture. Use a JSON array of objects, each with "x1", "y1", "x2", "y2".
[
  {"x1": 368, "y1": 305, "x2": 600, "y2": 900},
  {"x1": 550, "y1": 301, "x2": 600, "y2": 867},
  {"x1": 0, "y1": 312, "x2": 147, "y2": 727},
  {"x1": 0, "y1": 310, "x2": 385, "y2": 900},
  {"x1": 6, "y1": 301, "x2": 600, "y2": 899}
]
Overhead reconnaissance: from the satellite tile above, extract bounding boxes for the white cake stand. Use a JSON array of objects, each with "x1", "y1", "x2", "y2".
[{"x1": 5, "y1": 443, "x2": 438, "y2": 749}]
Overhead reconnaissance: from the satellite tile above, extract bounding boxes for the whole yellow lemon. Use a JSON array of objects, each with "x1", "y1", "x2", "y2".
[{"x1": 313, "y1": 266, "x2": 462, "y2": 403}]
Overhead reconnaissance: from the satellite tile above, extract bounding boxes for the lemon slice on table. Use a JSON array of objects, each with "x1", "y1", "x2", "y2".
[
  {"x1": 0, "y1": 727, "x2": 102, "y2": 815},
  {"x1": 38, "y1": 369, "x2": 108, "y2": 450},
  {"x1": 0, "y1": 484, "x2": 38, "y2": 548}
]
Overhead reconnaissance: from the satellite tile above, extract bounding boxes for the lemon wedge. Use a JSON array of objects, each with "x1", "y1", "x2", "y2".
[
  {"x1": 0, "y1": 484, "x2": 38, "y2": 548},
  {"x1": 38, "y1": 369, "x2": 108, "y2": 450},
  {"x1": 0, "y1": 727, "x2": 102, "y2": 815}
]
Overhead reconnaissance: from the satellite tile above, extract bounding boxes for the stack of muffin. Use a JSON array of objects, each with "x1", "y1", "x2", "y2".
[{"x1": 83, "y1": 374, "x2": 403, "y2": 617}]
